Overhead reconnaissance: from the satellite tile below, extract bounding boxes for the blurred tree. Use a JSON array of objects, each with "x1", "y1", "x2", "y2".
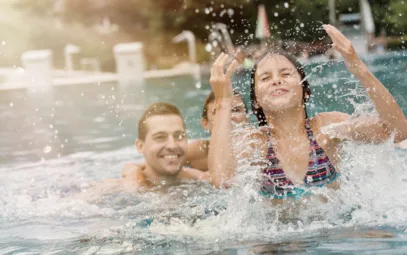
[
  {"x1": 385, "y1": 0, "x2": 407, "y2": 34},
  {"x1": 8, "y1": 0, "x2": 407, "y2": 68},
  {"x1": 12, "y1": 0, "x2": 55, "y2": 15}
]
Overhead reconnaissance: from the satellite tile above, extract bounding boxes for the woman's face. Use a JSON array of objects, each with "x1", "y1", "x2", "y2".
[
  {"x1": 254, "y1": 54, "x2": 304, "y2": 113},
  {"x1": 201, "y1": 95, "x2": 248, "y2": 132}
]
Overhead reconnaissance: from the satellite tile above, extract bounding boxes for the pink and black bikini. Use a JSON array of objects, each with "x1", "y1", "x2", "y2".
[{"x1": 261, "y1": 118, "x2": 339, "y2": 199}]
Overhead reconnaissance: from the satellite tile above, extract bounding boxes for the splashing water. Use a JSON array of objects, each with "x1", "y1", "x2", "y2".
[{"x1": 0, "y1": 52, "x2": 407, "y2": 253}]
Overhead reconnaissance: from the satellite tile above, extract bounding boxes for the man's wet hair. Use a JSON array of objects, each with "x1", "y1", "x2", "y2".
[{"x1": 138, "y1": 102, "x2": 184, "y2": 140}]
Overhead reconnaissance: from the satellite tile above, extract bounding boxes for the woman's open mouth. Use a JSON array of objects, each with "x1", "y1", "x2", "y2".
[{"x1": 270, "y1": 88, "x2": 289, "y2": 96}]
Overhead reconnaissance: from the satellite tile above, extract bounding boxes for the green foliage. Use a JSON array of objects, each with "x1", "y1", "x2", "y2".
[
  {"x1": 386, "y1": 0, "x2": 407, "y2": 33},
  {"x1": 5, "y1": 0, "x2": 407, "y2": 69},
  {"x1": 387, "y1": 35, "x2": 406, "y2": 50}
]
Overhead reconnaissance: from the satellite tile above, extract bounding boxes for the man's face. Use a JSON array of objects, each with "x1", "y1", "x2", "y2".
[
  {"x1": 201, "y1": 95, "x2": 248, "y2": 132},
  {"x1": 136, "y1": 115, "x2": 187, "y2": 176}
]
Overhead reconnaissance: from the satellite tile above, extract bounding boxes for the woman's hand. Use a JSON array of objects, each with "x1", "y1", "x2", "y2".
[
  {"x1": 323, "y1": 24, "x2": 407, "y2": 144},
  {"x1": 209, "y1": 52, "x2": 239, "y2": 102},
  {"x1": 323, "y1": 24, "x2": 366, "y2": 74}
]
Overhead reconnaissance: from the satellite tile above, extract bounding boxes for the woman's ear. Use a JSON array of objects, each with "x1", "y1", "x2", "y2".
[{"x1": 200, "y1": 118, "x2": 210, "y2": 132}]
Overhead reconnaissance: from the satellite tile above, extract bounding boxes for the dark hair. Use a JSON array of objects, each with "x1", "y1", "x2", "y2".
[
  {"x1": 249, "y1": 50, "x2": 312, "y2": 126},
  {"x1": 202, "y1": 90, "x2": 248, "y2": 120}
]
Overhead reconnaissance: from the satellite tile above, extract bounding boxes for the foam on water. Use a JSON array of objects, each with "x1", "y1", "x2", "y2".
[{"x1": 2, "y1": 137, "x2": 405, "y2": 253}]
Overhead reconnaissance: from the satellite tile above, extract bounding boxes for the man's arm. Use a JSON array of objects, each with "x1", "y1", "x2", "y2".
[
  {"x1": 177, "y1": 167, "x2": 210, "y2": 181},
  {"x1": 185, "y1": 139, "x2": 209, "y2": 171}
]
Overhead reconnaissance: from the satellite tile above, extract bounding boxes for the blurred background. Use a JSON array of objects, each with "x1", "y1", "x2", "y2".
[
  {"x1": 1, "y1": 1, "x2": 407, "y2": 254},
  {"x1": 0, "y1": 0, "x2": 405, "y2": 71},
  {"x1": 0, "y1": 0, "x2": 407, "y2": 165}
]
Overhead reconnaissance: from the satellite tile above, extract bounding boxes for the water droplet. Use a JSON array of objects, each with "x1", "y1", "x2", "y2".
[
  {"x1": 195, "y1": 9, "x2": 199, "y2": 13},
  {"x1": 49, "y1": 124, "x2": 53, "y2": 129},
  {"x1": 274, "y1": 12, "x2": 279, "y2": 17},
  {"x1": 1, "y1": 41, "x2": 5, "y2": 46},
  {"x1": 284, "y1": 2, "x2": 289, "y2": 8},
  {"x1": 9, "y1": 102, "x2": 13, "y2": 107},
  {"x1": 43, "y1": 146, "x2": 52, "y2": 154},
  {"x1": 161, "y1": 180, "x2": 166, "y2": 185},
  {"x1": 183, "y1": 190, "x2": 188, "y2": 197}
]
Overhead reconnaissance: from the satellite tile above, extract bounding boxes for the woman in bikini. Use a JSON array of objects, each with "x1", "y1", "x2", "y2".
[{"x1": 208, "y1": 24, "x2": 407, "y2": 201}]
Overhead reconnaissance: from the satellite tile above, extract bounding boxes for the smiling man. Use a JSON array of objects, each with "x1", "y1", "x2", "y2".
[
  {"x1": 122, "y1": 91, "x2": 249, "y2": 182},
  {"x1": 74, "y1": 103, "x2": 207, "y2": 198},
  {"x1": 121, "y1": 102, "x2": 208, "y2": 190}
]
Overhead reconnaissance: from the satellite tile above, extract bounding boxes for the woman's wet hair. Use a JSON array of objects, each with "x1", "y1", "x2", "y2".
[
  {"x1": 202, "y1": 90, "x2": 248, "y2": 120},
  {"x1": 249, "y1": 49, "x2": 312, "y2": 126}
]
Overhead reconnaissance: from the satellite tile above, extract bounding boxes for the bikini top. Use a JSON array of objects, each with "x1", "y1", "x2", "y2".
[{"x1": 261, "y1": 118, "x2": 339, "y2": 199}]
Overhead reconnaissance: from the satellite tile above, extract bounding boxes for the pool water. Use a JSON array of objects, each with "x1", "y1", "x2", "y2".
[{"x1": 0, "y1": 51, "x2": 407, "y2": 254}]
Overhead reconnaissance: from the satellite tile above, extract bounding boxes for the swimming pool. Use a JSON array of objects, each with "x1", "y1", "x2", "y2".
[{"x1": 1, "y1": 51, "x2": 407, "y2": 254}]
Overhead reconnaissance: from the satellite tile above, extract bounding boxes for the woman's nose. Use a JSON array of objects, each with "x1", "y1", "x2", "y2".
[{"x1": 272, "y1": 79, "x2": 282, "y2": 85}]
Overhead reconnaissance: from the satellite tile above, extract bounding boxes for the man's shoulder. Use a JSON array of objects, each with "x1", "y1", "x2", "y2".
[{"x1": 123, "y1": 162, "x2": 139, "y2": 170}]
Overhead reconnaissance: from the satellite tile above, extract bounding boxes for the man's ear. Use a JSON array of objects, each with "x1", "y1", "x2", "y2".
[
  {"x1": 200, "y1": 117, "x2": 210, "y2": 132},
  {"x1": 135, "y1": 139, "x2": 144, "y2": 154}
]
